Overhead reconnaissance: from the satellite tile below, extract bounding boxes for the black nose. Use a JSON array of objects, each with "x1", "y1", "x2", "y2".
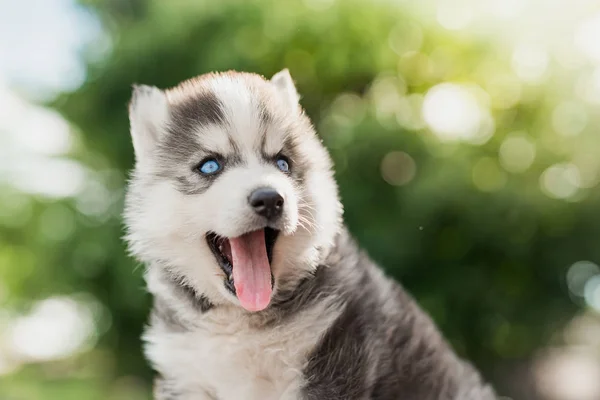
[{"x1": 249, "y1": 188, "x2": 284, "y2": 220}]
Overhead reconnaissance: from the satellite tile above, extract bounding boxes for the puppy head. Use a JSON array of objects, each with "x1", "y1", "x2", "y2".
[{"x1": 124, "y1": 70, "x2": 342, "y2": 311}]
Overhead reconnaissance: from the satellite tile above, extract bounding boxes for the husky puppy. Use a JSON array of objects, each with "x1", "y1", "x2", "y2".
[{"x1": 124, "y1": 69, "x2": 496, "y2": 399}]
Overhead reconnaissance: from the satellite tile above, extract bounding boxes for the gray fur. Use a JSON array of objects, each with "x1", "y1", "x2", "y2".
[
  {"x1": 169, "y1": 89, "x2": 226, "y2": 133},
  {"x1": 300, "y1": 231, "x2": 495, "y2": 399},
  {"x1": 124, "y1": 70, "x2": 496, "y2": 400},
  {"x1": 154, "y1": 376, "x2": 183, "y2": 400},
  {"x1": 151, "y1": 296, "x2": 190, "y2": 332},
  {"x1": 154, "y1": 84, "x2": 229, "y2": 195},
  {"x1": 148, "y1": 229, "x2": 496, "y2": 399},
  {"x1": 165, "y1": 270, "x2": 214, "y2": 314},
  {"x1": 262, "y1": 134, "x2": 307, "y2": 187},
  {"x1": 150, "y1": 268, "x2": 214, "y2": 331}
]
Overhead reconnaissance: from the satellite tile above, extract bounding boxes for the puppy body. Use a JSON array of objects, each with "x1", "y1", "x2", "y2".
[{"x1": 124, "y1": 70, "x2": 496, "y2": 399}]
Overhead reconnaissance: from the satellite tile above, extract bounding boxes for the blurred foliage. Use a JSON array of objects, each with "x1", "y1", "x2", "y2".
[{"x1": 2, "y1": 0, "x2": 600, "y2": 398}]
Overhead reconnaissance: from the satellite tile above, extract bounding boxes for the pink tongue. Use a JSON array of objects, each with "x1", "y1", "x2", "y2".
[{"x1": 230, "y1": 230, "x2": 272, "y2": 312}]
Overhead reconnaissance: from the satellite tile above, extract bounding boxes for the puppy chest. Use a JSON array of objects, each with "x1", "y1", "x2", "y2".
[{"x1": 153, "y1": 330, "x2": 308, "y2": 400}]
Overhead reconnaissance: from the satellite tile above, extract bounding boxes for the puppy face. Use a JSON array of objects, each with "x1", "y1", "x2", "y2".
[{"x1": 124, "y1": 70, "x2": 341, "y2": 311}]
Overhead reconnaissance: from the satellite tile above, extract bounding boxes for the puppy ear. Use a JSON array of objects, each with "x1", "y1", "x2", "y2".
[
  {"x1": 128, "y1": 84, "x2": 169, "y2": 166},
  {"x1": 270, "y1": 69, "x2": 300, "y2": 108}
]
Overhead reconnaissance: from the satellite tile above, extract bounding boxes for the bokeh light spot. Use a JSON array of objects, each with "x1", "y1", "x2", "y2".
[
  {"x1": 76, "y1": 177, "x2": 112, "y2": 220},
  {"x1": 540, "y1": 163, "x2": 581, "y2": 200},
  {"x1": 499, "y1": 132, "x2": 536, "y2": 173},
  {"x1": 396, "y1": 94, "x2": 425, "y2": 130},
  {"x1": 329, "y1": 92, "x2": 366, "y2": 127},
  {"x1": 552, "y1": 101, "x2": 588, "y2": 137},
  {"x1": 584, "y1": 275, "x2": 600, "y2": 313},
  {"x1": 11, "y1": 107, "x2": 72, "y2": 155},
  {"x1": 485, "y1": 73, "x2": 522, "y2": 109},
  {"x1": 512, "y1": 43, "x2": 549, "y2": 83},
  {"x1": 422, "y1": 83, "x2": 494, "y2": 144},
  {"x1": 7, "y1": 158, "x2": 86, "y2": 198},
  {"x1": 563, "y1": 313, "x2": 600, "y2": 348},
  {"x1": 369, "y1": 75, "x2": 405, "y2": 128},
  {"x1": 380, "y1": 151, "x2": 417, "y2": 186},
  {"x1": 575, "y1": 68, "x2": 600, "y2": 104},
  {"x1": 535, "y1": 348, "x2": 600, "y2": 400},
  {"x1": 8, "y1": 296, "x2": 96, "y2": 362},
  {"x1": 573, "y1": 152, "x2": 600, "y2": 189},
  {"x1": 388, "y1": 22, "x2": 423, "y2": 55},
  {"x1": 567, "y1": 261, "x2": 600, "y2": 298},
  {"x1": 39, "y1": 204, "x2": 75, "y2": 242}
]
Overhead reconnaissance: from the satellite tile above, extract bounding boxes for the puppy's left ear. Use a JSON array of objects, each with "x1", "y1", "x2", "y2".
[{"x1": 270, "y1": 69, "x2": 300, "y2": 108}]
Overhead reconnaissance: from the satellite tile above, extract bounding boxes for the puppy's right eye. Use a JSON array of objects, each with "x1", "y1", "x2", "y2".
[{"x1": 198, "y1": 159, "x2": 221, "y2": 175}]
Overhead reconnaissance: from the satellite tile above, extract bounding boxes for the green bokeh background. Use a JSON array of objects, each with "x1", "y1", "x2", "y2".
[{"x1": 2, "y1": 0, "x2": 600, "y2": 399}]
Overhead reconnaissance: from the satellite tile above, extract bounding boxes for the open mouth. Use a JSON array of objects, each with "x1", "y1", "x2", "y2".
[{"x1": 206, "y1": 228, "x2": 278, "y2": 311}]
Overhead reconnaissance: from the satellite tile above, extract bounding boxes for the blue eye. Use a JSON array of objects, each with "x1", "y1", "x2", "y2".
[
  {"x1": 276, "y1": 157, "x2": 290, "y2": 172},
  {"x1": 199, "y1": 159, "x2": 221, "y2": 175}
]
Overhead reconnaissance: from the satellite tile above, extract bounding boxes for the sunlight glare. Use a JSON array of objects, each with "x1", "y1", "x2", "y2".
[
  {"x1": 574, "y1": 12, "x2": 600, "y2": 65},
  {"x1": 422, "y1": 83, "x2": 493, "y2": 143}
]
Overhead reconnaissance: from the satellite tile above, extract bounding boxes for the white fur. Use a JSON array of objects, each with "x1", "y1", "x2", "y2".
[
  {"x1": 126, "y1": 70, "x2": 340, "y2": 308},
  {"x1": 129, "y1": 85, "x2": 170, "y2": 168},
  {"x1": 146, "y1": 266, "x2": 341, "y2": 399},
  {"x1": 270, "y1": 69, "x2": 300, "y2": 109},
  {"x1": 125, "y1": 70, "x2": 343, "y2": 398}
]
